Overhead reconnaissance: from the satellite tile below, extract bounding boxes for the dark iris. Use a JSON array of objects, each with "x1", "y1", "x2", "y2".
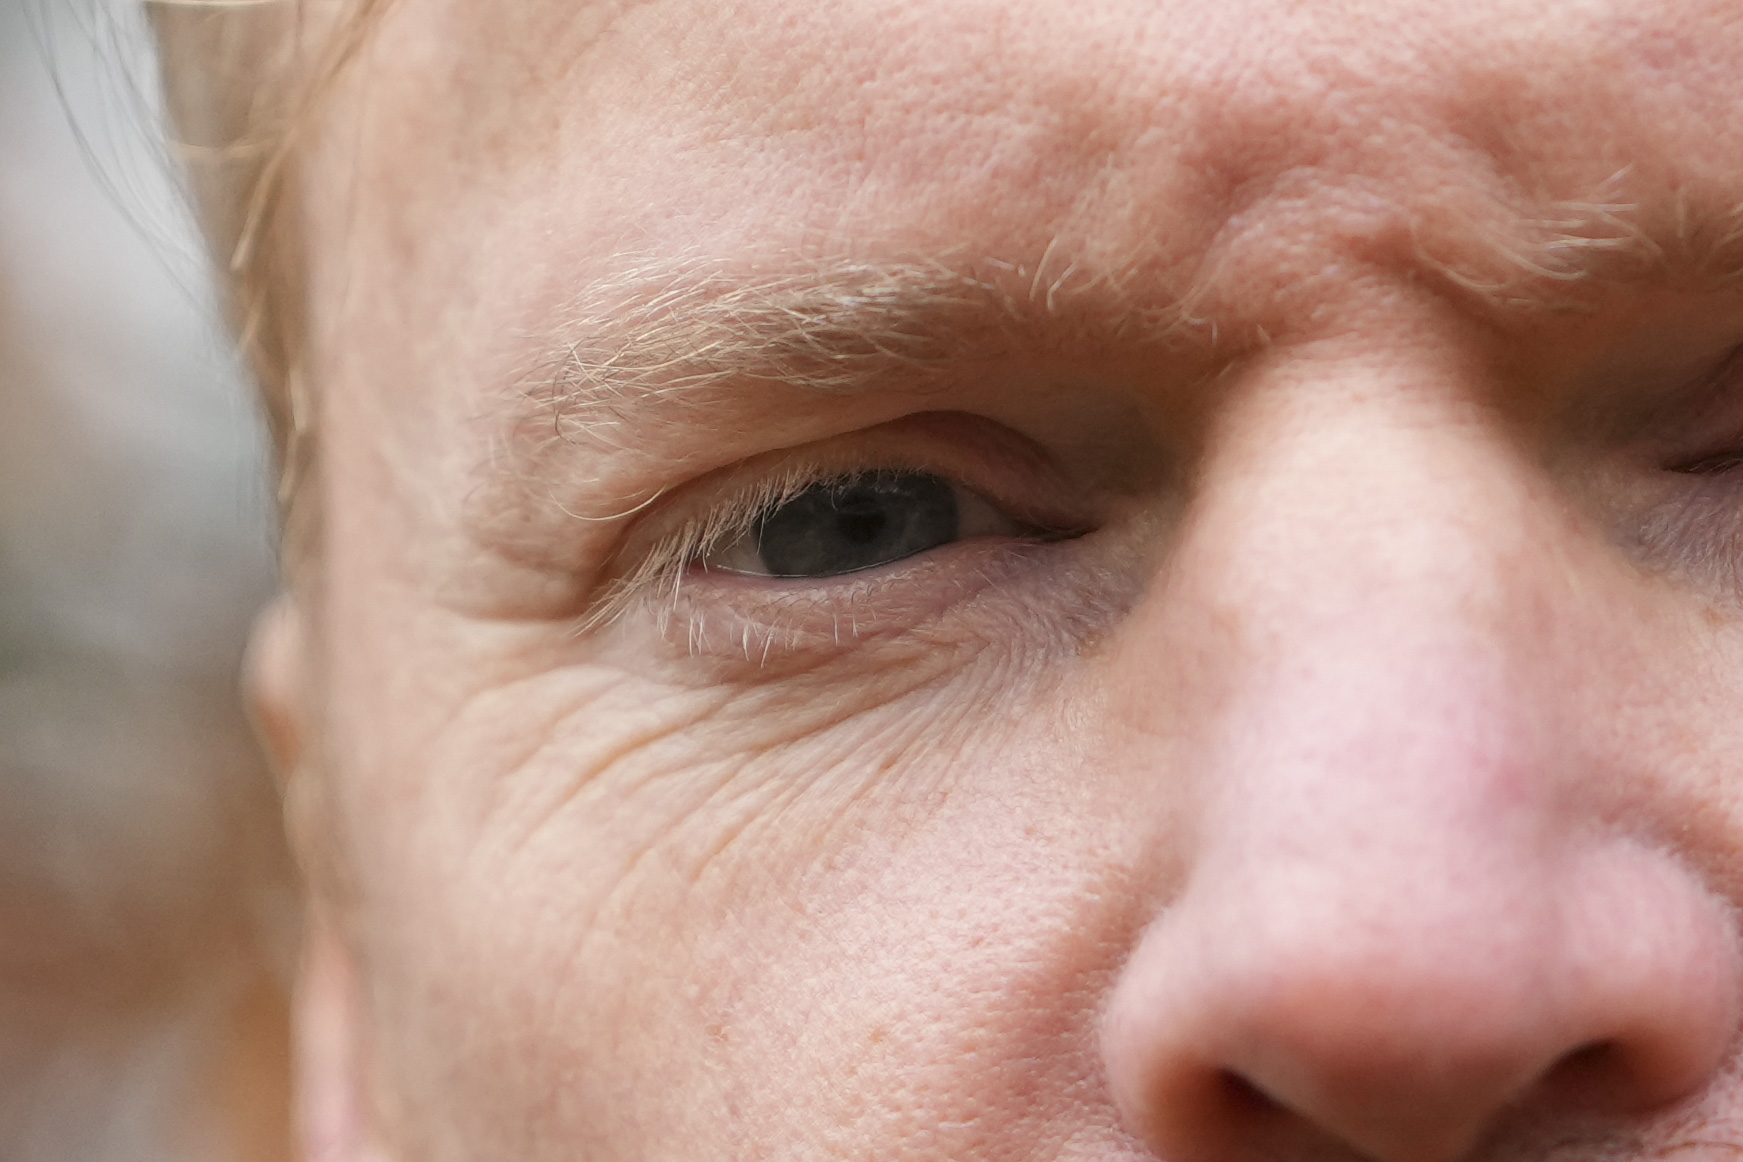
[{"x1": 754, "y1": 472, "x2": 960, "y2": 577}]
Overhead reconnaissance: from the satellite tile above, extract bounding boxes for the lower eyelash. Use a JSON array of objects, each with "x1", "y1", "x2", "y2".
[
  {"x1": 673, "y1": 599, "x2": 846, "y2": 663},
  {"x1": 645, "y1": 533, "x2": 1106, "y2": 667},
  {"x1": 1632, "y1": 474, "x2": 1743, "y2": 593}
]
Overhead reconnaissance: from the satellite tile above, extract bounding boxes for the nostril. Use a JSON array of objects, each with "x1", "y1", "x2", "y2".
[
  {"x1": 1220, "y1": 1070, "x2": 1282, "y2": 1116},
  {"x1": 1558, "y1": 1041, "x2": 1617, "y2": 1073},
  {"x1": 1541, "y1": 1041, "x2": 1625, "y2": 1107},
  {"x1": 1100, "y1": 841, "x2": 1741, "y2": 1162}
]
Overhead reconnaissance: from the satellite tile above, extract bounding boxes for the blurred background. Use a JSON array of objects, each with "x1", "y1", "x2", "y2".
[{"x1": 0, "y1": 0, "x2": 294, "y2": 1157}]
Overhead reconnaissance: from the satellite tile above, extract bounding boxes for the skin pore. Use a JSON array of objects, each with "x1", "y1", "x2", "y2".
[{"x1": 256, "y1": 0, "x2": 1743, "y2": 1158}]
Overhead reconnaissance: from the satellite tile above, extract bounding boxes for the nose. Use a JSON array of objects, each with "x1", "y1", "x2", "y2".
[{"x1": 1098, "y1": 385, "x2": 1741, "y2": 1162}]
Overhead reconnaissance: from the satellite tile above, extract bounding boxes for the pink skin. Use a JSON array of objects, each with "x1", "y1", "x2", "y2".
[{"x1": 254, "y1": 0, "x2": 1743, "y2": 1159}]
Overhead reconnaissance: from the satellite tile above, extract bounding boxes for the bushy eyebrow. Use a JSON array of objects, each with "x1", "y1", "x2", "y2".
[
  {"x1": 512, "y1": 192, "x2": 1743, "y2": 450},
  {"x1": 515, "y1": 253, "x2": 1195, "y2": 447},
  {"x1": 1417, "y1": 191, "x2": 1743, "y2": 305}
]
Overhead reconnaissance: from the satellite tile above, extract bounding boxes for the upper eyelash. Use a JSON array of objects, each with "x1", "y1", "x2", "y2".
[
  {"x1": 1670, "y1": 449, "x2": 1743, "y2": 476},
  {"x1": 574, "y1": 462, "x2": 897, "y2": 634}
]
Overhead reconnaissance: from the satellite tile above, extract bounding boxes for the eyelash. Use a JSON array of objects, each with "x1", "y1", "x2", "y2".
[
  {"x1": 574, "y1": 422, "x2": 1094, "y2": 649},
  {"x1": 578, "y1": 454, "x2": 1039, "y2": 638},
  {"x1": 1669, "y1": 449, "x2": 1743, "y2": 476},
  {"x1": 576, "y1": 463, "x2": 831, "y2": 634}
]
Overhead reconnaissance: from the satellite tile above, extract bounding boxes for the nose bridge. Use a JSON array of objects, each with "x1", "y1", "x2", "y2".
[
  {"x1": 1189, "y1": 370, "x2": 1541, "y2": 660},
  {"x1": 1185, "y1": 419, "x2": 1559, "y2": 903},
  {"x1": 1118, "y1": 356, "x2": 1570, "y2": 829}
]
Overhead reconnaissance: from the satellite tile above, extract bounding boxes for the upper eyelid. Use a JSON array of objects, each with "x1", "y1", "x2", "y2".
[
  {"x1": 1621, "y1": 339, "x2": 1743, "y2": 457},
  {"x1": 1661, "y1": 348, "x2": 1743, "y2": 472},
  {"x1": 613, "y1": 416, "x2": 1087, "y2": 553}
]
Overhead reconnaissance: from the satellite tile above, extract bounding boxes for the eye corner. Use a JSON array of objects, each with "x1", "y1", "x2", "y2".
[{"x1": 1668, "y1": 449, "x2": 1743, "y2": 476}]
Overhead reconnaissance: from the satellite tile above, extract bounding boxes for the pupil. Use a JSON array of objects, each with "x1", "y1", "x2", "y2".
[
  {"x1": 836, "y1": 504, "x2": 888, "y2": 546},
  {"x1": 755, "y1": 472, "x2": 960, "y2": 577}
]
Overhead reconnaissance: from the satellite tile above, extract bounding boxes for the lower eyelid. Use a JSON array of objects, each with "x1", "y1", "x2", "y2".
[
  {"x1": 664, "y1": 536, "x2": 1073, "y2": 656},
  {"x1": 1626, "y1": 470, "x2": 1743, "y2": 597}
]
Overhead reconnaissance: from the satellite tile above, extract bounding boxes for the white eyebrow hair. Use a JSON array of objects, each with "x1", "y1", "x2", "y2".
[
  {"x1": 1415, "y1": 190, "x2": 1743, "y2": 305},
  {"x1": 518, "y1": 252, "x2": 1196, "y2": 440},
  {"x1": 512, "y1": 190, "x2": 1743, "y2": 448}
]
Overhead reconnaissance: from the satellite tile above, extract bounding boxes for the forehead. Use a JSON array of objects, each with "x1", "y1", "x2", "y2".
[
  {"x1": 324, "y1": 0, "x2": 1743, "y2": 332},
  {"x1": 288, "y1": 0, "x2": 1743, "y2": 541}
]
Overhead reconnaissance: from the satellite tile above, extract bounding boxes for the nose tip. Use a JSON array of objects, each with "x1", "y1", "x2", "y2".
[{"x1": 1101, "y1": 842, "x2": 1741, "y2": 1162}]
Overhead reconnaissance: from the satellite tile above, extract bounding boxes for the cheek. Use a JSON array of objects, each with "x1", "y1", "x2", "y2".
[{"x1": 346, "y1": 647, "x2": 1160, "y2": 1161}]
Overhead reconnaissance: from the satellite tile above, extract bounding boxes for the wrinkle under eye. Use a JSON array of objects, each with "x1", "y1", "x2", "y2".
[{"x1": 726, "y1": 471, "x2": 961, "y2": 578}]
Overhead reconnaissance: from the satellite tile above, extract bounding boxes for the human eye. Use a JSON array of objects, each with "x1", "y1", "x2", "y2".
[
  {"x1": 579, "y1": 416, "x2": 1104, "y2": 660},
  {"x1": 1608, "y1": 342, "x2": 1743, "y2": 595},
  {"x1": 700, "y1": 469, "x2": 1040, "y2": 578}
]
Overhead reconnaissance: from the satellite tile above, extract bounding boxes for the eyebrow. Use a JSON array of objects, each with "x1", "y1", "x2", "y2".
[
  {"x1": 1418, "y1": 191, "x2": 1743, "y2": 305},
  {"x1": 515, "y1": 192, "x2": 1743, "y2": 449},
  {"x1": 518, "y1": 253, "x2": 1192, "y2": 444}
]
